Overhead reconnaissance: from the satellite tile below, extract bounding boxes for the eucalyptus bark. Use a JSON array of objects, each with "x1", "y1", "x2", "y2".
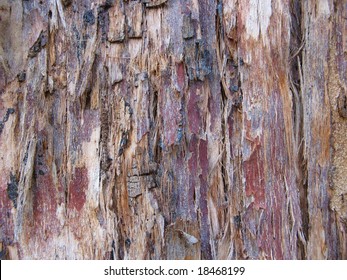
[{"x1": 0, "y1": 0, "x2": 346, "y2": 260}]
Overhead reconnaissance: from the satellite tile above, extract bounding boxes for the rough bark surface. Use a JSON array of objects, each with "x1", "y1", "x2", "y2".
[{"x1": 0, "y1": 0, "x2": 346, "y2": 260}]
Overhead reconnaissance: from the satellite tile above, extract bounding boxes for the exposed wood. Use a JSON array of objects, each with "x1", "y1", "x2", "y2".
[{"x1": 0, "y1": 0, "x2": 346, "y2": 260}]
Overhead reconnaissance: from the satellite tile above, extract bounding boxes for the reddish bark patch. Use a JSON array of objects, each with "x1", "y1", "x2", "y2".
[
  {"x1": 176, "y1": 62, "x2": 185, "y2": 91},
  {"x1": 33, "y1": 172, "x2": 58, "y2": 228},
  {"x1": 254, "y1": 90, "x2": 287, "y2": 259},
  {"x1": 32, "y1": 129, "x2": 60, "y2": 235},
  {"x1": 68, "y1": 167, "x2": 88, "y2": 211},
  {"x1": 243, "y1": 136, "x2": 265, "y2": 209}
]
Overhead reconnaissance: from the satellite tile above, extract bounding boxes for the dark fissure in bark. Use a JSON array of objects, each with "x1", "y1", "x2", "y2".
[
  {"x1": 7, "y1": 173, "x2": 18, "y2": 209},
  {"x1": 289, "y1": 0, "x2": 308, "y2": 259}
]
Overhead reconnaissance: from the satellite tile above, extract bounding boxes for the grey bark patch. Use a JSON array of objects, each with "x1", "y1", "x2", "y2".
[
  {"x1": 125, "y1": 238, "x2": 131, "y2": 248},
  {"x1": 7, "y1": 173, "x2": 18, "y2": 208},
  {"x1": 28, "y1": 31, "x2": 47, "y2": 58},
  {"x1": 0, "y1": 248, "x2": 6, "y2": 260},
  {"x1": 231, "y1": 85, "x2": 239, "y2": 92},
  {"x1": 233, "y1": 214, "x2": 241, "y2": 229},
  {"x1": 127, "y1": 180, "x2": 142, "y2": 198},
  {"x1": 17, "y1": 71, "x2": 26, "y2": 83},
  {"x1": 83, "y1": 10, "x2": 95, "y2": 25},
  {"x1": 98, "y1": 6, "x2": 110, "y2": 42},
  {"x1": 184, "y1": 40, "x2": 212, "y2": 81},
  {"x1": 182, "y1": 14, "x2": 194, "y2": 39},
  {"x1": 0, "y1": 108, "x2": 15, "y2": 135},
  {"x1": 337, "y1": 90, "x2": 347, "y2": 119},
  {"x1": 118, "y1": 131, "x2": 128, "y2": 156},
  {"x1": 127, "y1": 162, "x2": 157, "y2": 197}
]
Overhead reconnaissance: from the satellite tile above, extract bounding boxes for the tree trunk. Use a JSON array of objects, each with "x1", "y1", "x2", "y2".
[{"x1": 0, "y1": 0, "x2": 346, "y2": 260}]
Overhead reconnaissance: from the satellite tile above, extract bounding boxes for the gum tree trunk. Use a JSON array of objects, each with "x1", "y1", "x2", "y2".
[{"x1": 0, "y1": 0, "x2": 346, "y2": 259}]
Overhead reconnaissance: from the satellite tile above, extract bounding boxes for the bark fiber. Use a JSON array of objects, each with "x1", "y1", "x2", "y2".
[{"x1": 0, "y1": 0, "x2": 346, "y2": 259}]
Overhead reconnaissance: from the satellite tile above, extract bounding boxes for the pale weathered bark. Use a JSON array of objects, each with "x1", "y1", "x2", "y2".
[{"x1": 0, "y1": 0, "x2": 346, "y2": 260}]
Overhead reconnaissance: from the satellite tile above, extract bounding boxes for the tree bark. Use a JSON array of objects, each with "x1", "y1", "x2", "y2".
[{"x1": 0, "y1": 0, "x2": 346, "y2": 260}]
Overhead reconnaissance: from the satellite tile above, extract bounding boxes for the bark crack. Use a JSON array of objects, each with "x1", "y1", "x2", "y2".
[{"x1": 289, "y1": 0, "x2": 308, "y2": 259}]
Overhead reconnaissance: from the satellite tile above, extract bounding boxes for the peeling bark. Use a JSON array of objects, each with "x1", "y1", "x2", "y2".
[{"x1": 0, "y1": 0, "x2": 346, "y2": 260}]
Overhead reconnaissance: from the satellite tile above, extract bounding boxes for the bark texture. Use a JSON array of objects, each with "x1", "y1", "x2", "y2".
[{"x1": 0, "y1": 0, "x2": 346, "y2": 260}]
